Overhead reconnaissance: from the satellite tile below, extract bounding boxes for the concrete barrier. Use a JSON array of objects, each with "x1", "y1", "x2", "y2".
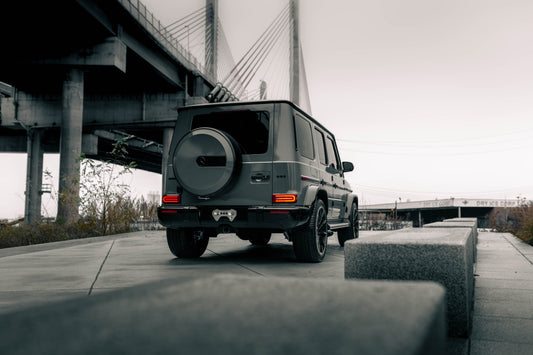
[
  {"x1": 424, "y1": 219, "x2": 478, "y2": 262},
  {"x1": 1, "y1": 275, "x2": 446, "y2": 355},
  {"x1": 444, "y1": 217, "x2": 478, "y2": 227},
  {"x1": 345, "y1": 227, "x2": 474, "y2": 338}
]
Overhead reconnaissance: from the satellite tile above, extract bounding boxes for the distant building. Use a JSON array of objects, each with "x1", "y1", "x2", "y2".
[{"x1": 360, "y1": 198, "x2": 529, "y2": 228}]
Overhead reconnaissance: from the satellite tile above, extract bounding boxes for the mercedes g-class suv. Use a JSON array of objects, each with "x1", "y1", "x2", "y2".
[{"x1": 158, "y1": 100, "x2": 358, "y2": 262}]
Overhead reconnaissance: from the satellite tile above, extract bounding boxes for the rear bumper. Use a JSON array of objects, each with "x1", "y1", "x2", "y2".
[{"x1": 158, "y1": 205, "x2": 311, "y2": 232}]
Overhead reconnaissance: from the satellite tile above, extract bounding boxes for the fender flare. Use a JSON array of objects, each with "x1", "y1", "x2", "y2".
[
  {"x1": 346, "y1": 194, "x2": 359, "y2": 212},
  {"x1": 302, "y1": 185, "x2": 328, "y2": 211}
]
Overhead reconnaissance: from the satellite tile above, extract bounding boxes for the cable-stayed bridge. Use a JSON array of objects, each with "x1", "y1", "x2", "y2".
[{"x1": 0, "y1": 0, "x2": 310, "y2": 223}]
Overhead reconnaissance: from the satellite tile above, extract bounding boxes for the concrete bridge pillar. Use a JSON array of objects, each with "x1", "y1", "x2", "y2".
[
  {"x1": 57, "y1": 68, "x2": 84, "y2": 223},
  {"x1": 24, "y1": 128, "x2": 44, "y2": 224}
]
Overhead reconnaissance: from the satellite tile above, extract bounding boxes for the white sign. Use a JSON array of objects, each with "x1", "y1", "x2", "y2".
[{"x1": 453, "y1": 199, "x2": 521, "y2": 208}]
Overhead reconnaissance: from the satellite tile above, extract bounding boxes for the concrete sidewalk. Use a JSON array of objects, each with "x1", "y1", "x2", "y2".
[
  {"x1": 0, "y1": 231, "x2": 347, "y2": 313},
  {"x1": 470, "y1": 232, "x2": 533, "y2": 354},
  {"x1": 0, "y1": 230, "x2": 532, "y2": 353}
]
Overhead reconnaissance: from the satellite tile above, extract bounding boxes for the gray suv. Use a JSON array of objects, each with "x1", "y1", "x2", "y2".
[{"x1": 158, "y1": 100, "x2": 358, "y2": 262}]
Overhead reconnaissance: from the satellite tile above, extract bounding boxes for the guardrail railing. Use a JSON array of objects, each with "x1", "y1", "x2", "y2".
[{"x1": 116, "y1": 0, "x2": 214, "y2": 83}]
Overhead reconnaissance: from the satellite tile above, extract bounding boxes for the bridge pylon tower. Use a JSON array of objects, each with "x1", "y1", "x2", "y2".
[
  {"x1": 205, "y1": 0, "x2": 218, "y2": 81},
  {"x1": 289, "y1": 0, "x2": 300, "y2": 106}
]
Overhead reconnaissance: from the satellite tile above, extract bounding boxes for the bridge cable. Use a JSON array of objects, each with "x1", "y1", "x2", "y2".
[
  {"x1": 232, "y1": 11, "x2": 290, "y2": 96},
  {"x1": 171, "y1": 15, "x2": 207, "y2": 39},
  {"x1": 216, "y1": 21, "x2": 236, "y2": 82},
  {"x1": 254, "y1": 23, "x2": 290, "y2": 100},
  {"x1": 219, "y1": 4, "x2": 289, "y2": 89},
  {"x1": 165, "y1": 6, "x2": 206, "y2": 31},
  {"x1": 226, "y1": 6, "x2": 289, "y2": 94},
  {"x1": 227, "y1": 6, "x2": 289, "y2": 92}
]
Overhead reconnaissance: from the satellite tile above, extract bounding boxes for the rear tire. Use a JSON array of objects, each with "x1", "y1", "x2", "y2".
[
  {"x1": 337, "y1": 202, "x2": 359, "y2": 247},
  {"x1": 167, "y1": 229, "x2": 211, "y2": 258},
  {"x1": 292, "y1": 199, "x2": 328, "y2": 262}
]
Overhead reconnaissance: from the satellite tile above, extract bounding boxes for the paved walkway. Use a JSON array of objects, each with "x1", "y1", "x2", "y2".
[
  {"x1": 1, "y1": 230, "x2": 532, "y2": 354},
  {"x1": 471, "y1": 232, "x2": 533, "y2": 354},
  {"x1": 0, "y1": 231, "x2": 347, "y2": 314}
]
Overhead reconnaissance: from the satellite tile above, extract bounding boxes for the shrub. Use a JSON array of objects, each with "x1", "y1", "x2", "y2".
[
  {"x1": 79, "y1": 139, "x2": 138, "y2": 235},
  {"x1": 0, "y1": 137, "x2": 162, "y2": 250},
  {"x1": 488, "y1": 200, "x2": 533, "y2": 245},
  {"x1": 0, "y1": 220, "x2": 99, "y2": 249}
]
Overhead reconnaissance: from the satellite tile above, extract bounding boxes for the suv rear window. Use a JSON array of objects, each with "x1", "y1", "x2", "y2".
[{"x1": 192, "y1": 111, "x2": 269, "y2": 154}]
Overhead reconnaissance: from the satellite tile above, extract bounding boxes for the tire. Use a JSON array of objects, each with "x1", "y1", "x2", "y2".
[
  {"x1": 172, "y1": 128, "x2": 240, "y2": 197},
  {"x1": 292, "y1": 199, "x2": 328, "y2": 262},
  {"x1": 337, "y1": 202, "x2": 359, "y2": 247},
  {"x1": 167, "y1": 229, "x2": 211, "y2": 258}
]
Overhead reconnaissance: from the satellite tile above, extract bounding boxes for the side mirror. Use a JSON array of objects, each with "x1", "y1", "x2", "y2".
[{"x1": 342, "y1": 161, "x2": 354, "y2": 173}]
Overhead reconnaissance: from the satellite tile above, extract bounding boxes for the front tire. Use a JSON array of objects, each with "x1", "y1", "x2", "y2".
[
  {"x1": 337, "y1": 202, "x2": 359, "y2": 247},
  {"x1": 292, "y1": 199, "x2": 328, "y2": 262},
  {"x1": 167, "y1": 229, "x2": 211, "y2": 258}
]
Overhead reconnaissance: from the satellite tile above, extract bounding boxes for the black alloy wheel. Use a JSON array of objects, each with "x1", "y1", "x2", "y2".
[
  {"x1": 337, "y1": 202, "x2": 359, "y2": 246},
  {"x1": 292, "y1": 199, "x2": 328, "y2": 262},
  {"x1": 167, "y1": 229, "x2": 212, "y2": 258}
]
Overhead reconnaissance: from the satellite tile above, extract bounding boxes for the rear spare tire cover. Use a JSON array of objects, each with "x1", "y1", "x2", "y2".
[{"x1": 173, "y1": 128, "x2": 239, "y2": 196}]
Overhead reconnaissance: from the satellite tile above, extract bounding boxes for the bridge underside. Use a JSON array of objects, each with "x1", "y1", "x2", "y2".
[{"x1": 0, "y1": 0, "x2": 218, "y2": 222}]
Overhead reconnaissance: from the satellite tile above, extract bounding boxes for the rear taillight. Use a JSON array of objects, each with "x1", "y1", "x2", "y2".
[
  {"x1": 272, "y1": 194, "x2": 297, "y2": 203},
  {"x1": 162, "y1": 194, "x2": 181, "y2": 204}
]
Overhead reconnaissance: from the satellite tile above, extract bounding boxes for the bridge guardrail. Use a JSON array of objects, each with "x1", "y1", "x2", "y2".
[{"x1": 117, "y1": 0, "x2": 211, "y2": 82}]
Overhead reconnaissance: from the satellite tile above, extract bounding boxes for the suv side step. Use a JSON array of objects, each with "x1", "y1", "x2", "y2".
[{"x1": 329, "y1": 222, "x2": 350, "y2": 230}]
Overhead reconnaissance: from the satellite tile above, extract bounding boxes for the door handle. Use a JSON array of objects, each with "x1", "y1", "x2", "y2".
[{"x1": 251, "y1": 173, "x2": 270, "y2": 182}]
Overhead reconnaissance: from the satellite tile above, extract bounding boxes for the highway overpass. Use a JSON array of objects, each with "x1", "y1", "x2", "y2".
[{"x1": 360, "y1": 198, "x2": 525, "y2": 228}]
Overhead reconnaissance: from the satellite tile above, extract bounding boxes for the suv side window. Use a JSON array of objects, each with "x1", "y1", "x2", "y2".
[
  {"x1": 325, "y1": 136, "x2": 341, "y2": 172},
  {"x1": 313, "y1": 128, "x2": 327, "y2": 165},
  {"x1": 294, "y1": 114, "x2": 314, "y2": 159}
]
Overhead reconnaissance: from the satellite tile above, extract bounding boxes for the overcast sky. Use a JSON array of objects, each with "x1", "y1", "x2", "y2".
[{"x1": 2, "y1": 0, "x2": 533, "y2": 219}]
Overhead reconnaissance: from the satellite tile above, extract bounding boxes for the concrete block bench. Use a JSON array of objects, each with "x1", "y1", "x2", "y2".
[
  {"x1": 345, "y1": 227, "x2": 474, "y2": 338},
  {"x1": 1, "y1": 274, "x2": 446, "y2": 355},
  {"x1": 445, "y1": 217, "x2": 478, "y2": 227},
  {"x1": 424, "y1": 219, "x2": 478, "y2": 262}
]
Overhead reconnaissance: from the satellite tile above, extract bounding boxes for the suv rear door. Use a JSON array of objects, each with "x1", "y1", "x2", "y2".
[{"x1": 186, "y1": 104, "x2": 274, "y2": 206}]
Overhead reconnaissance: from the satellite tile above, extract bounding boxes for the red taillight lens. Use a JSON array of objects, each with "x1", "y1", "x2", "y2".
[
  {"x1": 162, "y1": 195, "x2": 181, "y2": 204},
  {"x1": 272, "y1": 194, "x2": 297, "y2": 203}
]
